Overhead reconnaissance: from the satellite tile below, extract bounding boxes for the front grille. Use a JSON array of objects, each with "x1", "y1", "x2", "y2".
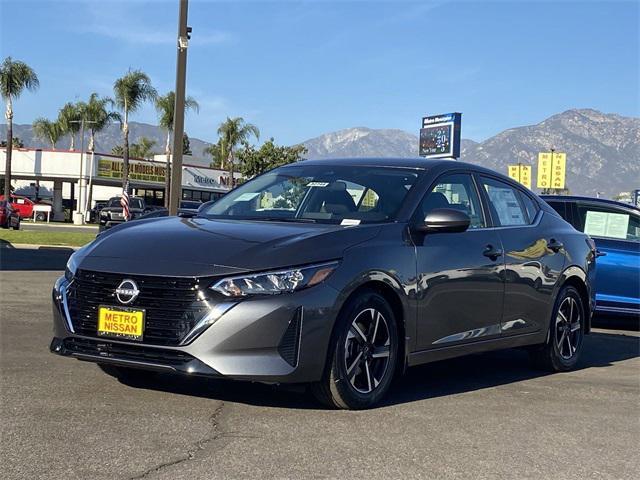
[
  {"x1": 62, "y1": 337, "x2": 193, "y2": 365},
  {"x1": 67, "y1": 270, "x2": 213, "y2": 346}
]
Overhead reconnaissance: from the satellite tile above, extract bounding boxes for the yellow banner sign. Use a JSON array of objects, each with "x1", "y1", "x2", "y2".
[
  {"x1": 97, "y1": 159, "x2": 166, "y2": 183},
  {"x1": 507, "y1": 164, "x2": 532, "y2": 189},
  {"x1": 537, "y1": 152, "x2": 566, "y2": 190}
]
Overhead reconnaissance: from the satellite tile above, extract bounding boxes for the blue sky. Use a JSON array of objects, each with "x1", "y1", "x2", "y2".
[{"x1": 1, "y1": 0, "x2": 638, "y2": 145}]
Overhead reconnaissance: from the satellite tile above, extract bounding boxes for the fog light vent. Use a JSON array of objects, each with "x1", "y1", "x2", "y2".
[{"x1": 277, "y1": 307, "x2": 302, "y2": 367}]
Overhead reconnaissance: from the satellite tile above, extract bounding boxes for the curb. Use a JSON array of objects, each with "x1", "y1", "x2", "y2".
[{"x1": 0, "y1": 243, "x2": 80, "y2": 251}]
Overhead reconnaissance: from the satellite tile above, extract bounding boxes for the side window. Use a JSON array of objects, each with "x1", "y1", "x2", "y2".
[
  {"x1": 419, "y1": 173, "x2": 486, "y2": 229},
  {"x1": 480, "y1": 177, "x2": 527, "y2": 227},
  {"x1": 576, "y1": 203, "x2": 640, "y2": 242},
  {"x1": 545, "y1": 200, "x2": 568, "y2": 221},
  {"x1": 519, "y1": 192, "x2": 539, "y2": 223}
]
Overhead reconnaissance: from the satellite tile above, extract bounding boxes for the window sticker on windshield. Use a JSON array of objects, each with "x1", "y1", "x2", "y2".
[
  {"x1": 306, "y1": 182, "x2": 329, "y2": 188},
  {"x1": 341, "y1": 219, "x2": 361, "y2": 226},
  {"x1": 584, "y1": 211, "x2": 629, "y2": 239},
  {"x1": 234, "y1": 192, "x2": 260, "y2": 202}
]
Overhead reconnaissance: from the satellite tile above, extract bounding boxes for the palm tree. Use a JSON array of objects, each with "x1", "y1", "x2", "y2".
[
  {"x1": 57, "y1": 102, "x2": 83, "y2": 150},
  {"x1": 81, "y1": 93, "x2": 121, "y2": 153},
  {"x1": 217, "y1": 117, "x2": 260, "y2": 183},
  {"x1": 132, "y1": 137, "x2": 157, "y2": 159},
  {"x1": 155, "y1": 91, "x2": 199, "y2": 206},
  {"x1": 113, "y1": 70, "x2": 157, "y2": 189},
  {"x1": 1, "y1": 57, "x2": 39, "y2": 196},
  {"x1": 32, "y1": 118, "x2": 62, "y2": 149},
  {"x1": 204, "y1": 140, "x2": 224, "y2": 168}
]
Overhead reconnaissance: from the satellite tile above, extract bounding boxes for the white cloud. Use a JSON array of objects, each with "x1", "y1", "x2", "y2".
[{"x1": 76, "y1": 0, "x2": 232, "y2": 47}]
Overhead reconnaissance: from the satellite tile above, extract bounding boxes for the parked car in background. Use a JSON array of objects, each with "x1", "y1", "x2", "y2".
[
  {"x1": 53, "y1": 159, "x2": 596, "y2": 409},
  {"x1": 89, "y1": 201, "x2": 108, "y2": 224},
  {"x1": 0, "y1": 194, "x2": 34, "y2": 219},
  {"x1": 179, "y1": 200, "x2": 202, "y2": 215},
  {"x1": 543, "y1": 195, "x2": 640, "y2": 318},
  {"x1": 0, "y1": 200, "x2": 20, "y2": 229},
  {"x1": 99, "y1": 196, "x2": 150, "y2": 231},
  {"x1": 135, "y1": 201, "x2": 204, "y2": 220}
]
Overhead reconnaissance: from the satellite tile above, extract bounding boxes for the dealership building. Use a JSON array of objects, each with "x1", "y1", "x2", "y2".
[{"x1": 0, "y1": 147, "x2": 239, "y2": 221}]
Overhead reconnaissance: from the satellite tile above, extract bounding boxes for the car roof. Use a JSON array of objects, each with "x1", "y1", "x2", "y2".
[
  {"x1": 293, "y1": 157, "x2": 502, "y2": 174},
  {"x1": 542, "y1": 195, "x2": 640, "y2": 211}
]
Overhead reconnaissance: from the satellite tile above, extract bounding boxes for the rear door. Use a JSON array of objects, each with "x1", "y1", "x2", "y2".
[
  {"x1": 572, "y1": 201, "x2": 640, "y2": 313},
  {"x1": 478, "y1": 176, "x2": 566, "y2": 336},
  {"x1": 414, "y1": 173, "x2": 505, "y2": 349}
]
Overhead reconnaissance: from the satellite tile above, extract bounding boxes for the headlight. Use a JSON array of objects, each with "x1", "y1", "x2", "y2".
[
  {"x1": 210, "y1": 261, "x2": 339, "y2": 297},
  {"x1": 64, "y1": 246, "x2": 87, "y2": 281}
]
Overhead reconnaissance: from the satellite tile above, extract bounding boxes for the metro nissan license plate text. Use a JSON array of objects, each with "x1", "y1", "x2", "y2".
[{"x1": 98, "y1": 306, "x2": 145, "y2": 341}]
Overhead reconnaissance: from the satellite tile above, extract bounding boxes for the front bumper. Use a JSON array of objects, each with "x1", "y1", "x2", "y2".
[{"x1": 51, "y1": 275, "x2": 340, "y2": 384}]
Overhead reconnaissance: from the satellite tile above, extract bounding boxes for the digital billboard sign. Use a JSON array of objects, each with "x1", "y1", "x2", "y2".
[{"x1": 419, "y1": 113, "x2": 462, "y2": 159}]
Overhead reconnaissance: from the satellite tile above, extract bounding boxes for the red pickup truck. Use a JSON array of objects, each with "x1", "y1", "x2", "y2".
[{"x1": 0, "y1": 195, "x2": 35, "y2": 219}]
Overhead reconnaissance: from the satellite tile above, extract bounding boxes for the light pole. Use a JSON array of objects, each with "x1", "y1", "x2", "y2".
[{"x1": 169, "y1": 0, "x2": 191, "y2": 216}]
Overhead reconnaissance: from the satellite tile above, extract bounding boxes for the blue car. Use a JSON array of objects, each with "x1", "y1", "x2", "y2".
[{"x1": 543, "y1": 196, "x2": 640, "y2": 318}]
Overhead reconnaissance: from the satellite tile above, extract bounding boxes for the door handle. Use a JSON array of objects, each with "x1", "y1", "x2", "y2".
[
  {"x1": 595, "y1": 249, "x2": 607, "y2": 258},
  {"x1": 547, "y1": 238, "x2": 564, "y2": 252},
  {"x1": 483, "y1": 245, "x2": 503, "y2": 260}
]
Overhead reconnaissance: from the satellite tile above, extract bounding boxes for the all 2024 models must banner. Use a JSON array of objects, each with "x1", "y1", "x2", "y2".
[{"x1": 97, "y1": 159, "x2": 167, "y2": 183}]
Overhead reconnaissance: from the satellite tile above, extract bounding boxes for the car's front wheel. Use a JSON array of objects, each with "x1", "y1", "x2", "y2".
[
  {"x1": 311, "y1": 291, "x2": 398, "y2": 409},
  {"x1": 530, "y1": 285, "x2": 585, "y2": 371}
]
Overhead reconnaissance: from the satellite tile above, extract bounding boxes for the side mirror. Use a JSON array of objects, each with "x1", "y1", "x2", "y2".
[{"x1": 415, "y1": 208, "x2": 471, "y2": 233}]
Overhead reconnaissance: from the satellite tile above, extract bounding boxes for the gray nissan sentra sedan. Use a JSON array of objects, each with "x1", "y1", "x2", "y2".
[{"x1": 51, "y1": 158, "x2": 596, "y2": 409}]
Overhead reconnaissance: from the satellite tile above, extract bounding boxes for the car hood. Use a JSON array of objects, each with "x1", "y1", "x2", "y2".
[{"x1": 77, "y1": 216, "x2": 381, "y2": 277}]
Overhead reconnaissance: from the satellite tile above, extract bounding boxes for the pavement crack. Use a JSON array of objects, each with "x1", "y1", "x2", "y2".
[{"x1": 129, "y1": 402, "x2": 226, "y2": 480}]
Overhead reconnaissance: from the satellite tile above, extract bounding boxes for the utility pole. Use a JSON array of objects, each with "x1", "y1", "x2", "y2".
[{"x1": 169, "y1": 0, "x2": 190, "y2": 216}]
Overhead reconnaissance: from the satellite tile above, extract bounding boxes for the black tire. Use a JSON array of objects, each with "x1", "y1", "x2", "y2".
[
  {"x1": 12, "y1": 218, "x2": 20, "y2": 230},
  {"x1": 530, "y1": 285, "x2": 585, "y2": 372},
  {"x1": 97, "y1": 363, "x2": 157, "y2": 385},
  {"x1": 311, "y1": 290, "x2": 398, "y2": 409},
  {"x1": 35, "y1": 212, "x2": 46, "y2": 222}
]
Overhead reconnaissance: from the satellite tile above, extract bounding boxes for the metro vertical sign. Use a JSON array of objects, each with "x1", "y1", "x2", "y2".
[
  {"x1": 507, "y1": 164, "x2": 532, "y2": 189},
  {"x1": 537, "y1": 152, "x2": 567, "y2": 190}
]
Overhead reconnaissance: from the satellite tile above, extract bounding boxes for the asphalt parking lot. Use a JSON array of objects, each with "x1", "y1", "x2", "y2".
[{"x1": 1, "y1": 250, "x2": 639, "y2": 480}]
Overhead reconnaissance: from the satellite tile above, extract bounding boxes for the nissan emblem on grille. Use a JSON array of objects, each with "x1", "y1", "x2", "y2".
[{"x1": 115, "y1": 279, "x2": 140, "y2": 304}]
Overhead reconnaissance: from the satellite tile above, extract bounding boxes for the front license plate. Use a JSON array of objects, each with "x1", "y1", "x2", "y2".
[{"x1": 97, "y1": 306, "x2": 145, "y2": 341}]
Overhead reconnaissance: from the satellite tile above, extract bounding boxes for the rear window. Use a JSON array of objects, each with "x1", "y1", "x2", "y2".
[
  {"x1": 576, "y1": 203, "x2": 640, "y2": 242},
  {"x1": 480, "y1": 177, "x2": 528, "y2": 227},
  {"x1": 545, "y1": 200, "x2": 568, "y2": 221},
  {"x1": 519, "y1": 193, "x2": 539, "y2": 223}
]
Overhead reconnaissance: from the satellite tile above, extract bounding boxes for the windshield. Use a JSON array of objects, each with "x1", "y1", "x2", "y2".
[
  {"x1": 107, "y1": 198, "x2": 144, "y2": 209},
  {"x1": 201, "y1": 165, "x2": 421, "y2": 224},
  {"x1": 181, "y1": 201, "x2": 201, "y2": 209}
]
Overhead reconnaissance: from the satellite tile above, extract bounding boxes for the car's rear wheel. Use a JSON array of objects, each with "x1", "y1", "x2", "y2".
[
  {"x1": 12, "y1": 217, "x2": 20, "y2": 230},
  {"x1": 35, "y1": 212, "x2": 46, "y2": 222},
  {"x1": 311, "y1": 291, "x2": 398, "y2": 409},
  {"x1": 530, "y1": 285, "x2": 585, "y2": 371}
]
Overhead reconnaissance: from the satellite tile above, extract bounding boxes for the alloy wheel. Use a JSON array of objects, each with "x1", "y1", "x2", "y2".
[
  {"x1": 555, "y1": 296, "x2": 582, "y2": 360},
  {"x1": 344, "y1": 307, "x2": 391, "y2": 394}
]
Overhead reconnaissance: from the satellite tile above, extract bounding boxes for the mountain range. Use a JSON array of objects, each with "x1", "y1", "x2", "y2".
[{"x1": 2, "y1": 108, "x2": 638, "y2": 197}]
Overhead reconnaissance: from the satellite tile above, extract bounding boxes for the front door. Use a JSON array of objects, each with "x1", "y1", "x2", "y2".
[{"x1": 414, "y1": 173, "x2": 505, "y2": 350}]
